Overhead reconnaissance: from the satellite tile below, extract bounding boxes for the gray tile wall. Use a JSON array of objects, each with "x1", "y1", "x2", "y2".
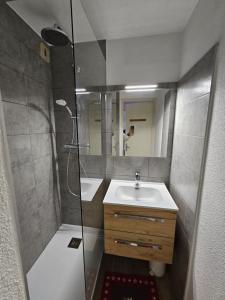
[
  {"x1": 169, "y1": 47, "x2": 217, "y2": 300},
  {"x1": 161, "y1": 90, "x2": 172, "y2": 156},
  {"x1": 75, "y1": 41, "x2": 107, "y2": 229},
  {"x1": 51, "y1": 45, "x2": 82, "y2": 226},
  {"x1": 75, "y1": 40, "x2": 106, "y2": 88},
  {"x1": 0, "y1": 2, "x2": 60, "y2": 273},
  {"x1": 51, "y1": 40, "x2": 107, "y2": 228},
  {"x1": 78, "y1": 92, "x2": 109, "y2": 229},
  {"x1": 74, "y1": 41, "x2": 107, "y2": 182},
  {"x1": 78, "y1": 92, "x2": 110, "y2": 178}
]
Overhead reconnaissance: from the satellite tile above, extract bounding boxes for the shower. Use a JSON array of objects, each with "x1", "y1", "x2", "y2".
[
  {"x1": 56, "y1": 99, "x2": 87, "y2": 197},
  {"x1": 43, "y1": 24, "x2": 90, "y2": 196},
  {"x1": 56, "y1": 99, "x2": 73, "y2": 117},
  {"x1": 41, "y1": 24, "x2": 71, "y2": 46},
  {"x1": 56, "y1": 99, "x2": 78, "y2": 196}
]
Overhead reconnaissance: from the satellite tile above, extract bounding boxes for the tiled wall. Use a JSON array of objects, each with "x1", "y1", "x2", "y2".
[
  {"x1": 74, "y1": 40, "x2": 107, "y2": 299},
  {"x1": 0, "y1": 2, "x2": 59, "y2": 273},
  {"x1": 51, "y1": 40, "x2": 107, "y2": 226},
  {"x1": 161, "y1": 90, "x2": 172, "y2": 156},
  {"x1": 51, "y1": 45, "x2": 82, "y2": 226},
  {"x1": 191, "y1": 33, "x2": 225, "y2": 300},
  {"x1": 0, "y1": 104, "x2": 27, "y2": 300},
  {"x1": 169, "y1": 47, "x2": 217, "y2": 300},
  {"x1": 76, "y1": 41, "x2": 107, "y2": 183},
  {"x1": 75, "y1": 40, "x2": 106, "y2": 88}
]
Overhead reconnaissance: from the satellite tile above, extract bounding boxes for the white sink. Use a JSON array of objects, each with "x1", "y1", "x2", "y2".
[
  {"x1": 116, "y1": 186, "x2": 163, "y2": 203},
  {"x1": 81, "y1": 178, "x2": 103, "y2": 202},
  {"x1": 103, "y1": 180, "x2": 178, "y2": 211}
]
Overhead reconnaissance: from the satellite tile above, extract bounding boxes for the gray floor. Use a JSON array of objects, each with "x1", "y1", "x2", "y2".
[{"x1": 93, "y1": 254, "x2": 172, "y2": 300}]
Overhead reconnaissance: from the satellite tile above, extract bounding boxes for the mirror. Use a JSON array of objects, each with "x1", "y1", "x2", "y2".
[
  {"x1": 112, "y1": 87, "x2": 176, "y2": 157},
  {"x1": 77, "y1": 93, "x2": 102, "y2": 155}
]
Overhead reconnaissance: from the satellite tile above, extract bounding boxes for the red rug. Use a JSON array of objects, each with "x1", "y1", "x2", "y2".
[{"x1": 101, "y1": 272, "x2": 159, "y2": 300}]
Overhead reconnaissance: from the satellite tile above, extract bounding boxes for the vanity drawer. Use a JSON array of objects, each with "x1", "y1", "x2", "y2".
[
  {"x1": 104, "y1": 229, "x2": 174, "y2": 264},
  {"x1": 104, "y1": 204, "x2": 176, "y2": 238}
]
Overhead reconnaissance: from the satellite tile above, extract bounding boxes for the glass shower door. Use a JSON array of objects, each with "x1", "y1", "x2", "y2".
[
  {"x1": 71, "y1": 0, "x2": 107, "y2": 298},
  {"x1": 76, "y1": 91, "x2": 105, "y2": 300}
]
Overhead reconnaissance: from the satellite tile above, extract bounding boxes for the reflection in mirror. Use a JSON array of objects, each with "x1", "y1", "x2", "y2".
[
  {"x1": 77, "y1": 93, "x2": 102, "y2": 155},
  {"x1": 112, "y1": 88, "x2": 175, "y2": 157}
]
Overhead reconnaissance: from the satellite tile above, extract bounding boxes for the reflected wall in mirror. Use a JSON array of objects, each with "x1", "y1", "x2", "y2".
[
  {"x1": 77, "y1": 93, "x2": 102, "y2": 155},
  {"x1": 112, "y1": 87, "x2": 176, "y2": 157}
]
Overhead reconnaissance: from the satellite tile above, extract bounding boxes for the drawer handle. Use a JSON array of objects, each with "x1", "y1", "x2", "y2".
[
  {"x1": 114, "y1": 239, "x2": 162, "y2": 250},
  {"x1": 114, "y1": 213, "x2": 165, "y2": 223}
]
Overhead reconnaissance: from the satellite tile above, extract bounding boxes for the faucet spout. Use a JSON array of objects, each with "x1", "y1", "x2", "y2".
[{"x1": 135, "y1": 171, "x2": 141, "y2": 189}]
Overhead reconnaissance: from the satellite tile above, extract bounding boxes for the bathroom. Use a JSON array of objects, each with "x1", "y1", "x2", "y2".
[{"x1": 0, "y1": 0, "x2": 225, "y2": 299}]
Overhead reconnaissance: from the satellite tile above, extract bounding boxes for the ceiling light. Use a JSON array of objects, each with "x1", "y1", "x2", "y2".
[
  {"x1": 125, "y1": 84, "x2": 158, "y2": 89},
  {"x1": 75, "y1": 88, "x2": 87, "y2": 92},
  {"x1": 125, "y1": 88, "x2": 157, "y2": 93},
  {"x1": 76, "y1": 91, "x2": 91, "y2": 95}
]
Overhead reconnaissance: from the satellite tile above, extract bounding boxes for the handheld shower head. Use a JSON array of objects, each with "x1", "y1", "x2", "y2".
[
  {"x1": 56, "y1": 99, "x2": 73, "y2": 117},
  {"x1": 56, "y1": 99, "x2": 67, "y2": 106}
]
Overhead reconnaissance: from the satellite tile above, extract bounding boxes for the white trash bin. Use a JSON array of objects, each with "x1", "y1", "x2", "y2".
[{"x1": 149, "y1": 261, "x2": 166, "y2": 277}]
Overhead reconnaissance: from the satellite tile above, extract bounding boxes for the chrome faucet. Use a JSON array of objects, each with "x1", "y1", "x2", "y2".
[{"x1": 135, "y1": 171, "x2": 141, "y2": 189}]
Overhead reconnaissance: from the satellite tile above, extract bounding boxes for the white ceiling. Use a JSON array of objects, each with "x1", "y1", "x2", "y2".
[
  {"x1": 8, "y1": 0, "x2": 199, "y2": 42},
  {"x1": 81, "y1": 0, "x2": 199, "y2": 40}
]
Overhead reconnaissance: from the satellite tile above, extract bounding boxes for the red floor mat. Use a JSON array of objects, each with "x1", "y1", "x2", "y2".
[{"x1": 101, "y1": 272, "x2": 159, "y2": 300}]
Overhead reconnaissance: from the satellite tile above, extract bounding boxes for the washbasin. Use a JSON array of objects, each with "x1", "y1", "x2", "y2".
[
  {"x1": 103, "y1": 179, "x2": 178, "y2": 211},
  {"x1": 80, "y1": 178, "x2": 103, "y2": 202},
  {"x1": 81, "y1": 182, "x2": 92, "y2": 195},
  {"x1": 116, "y1": 186, "x2": 163, "y2": 203}
]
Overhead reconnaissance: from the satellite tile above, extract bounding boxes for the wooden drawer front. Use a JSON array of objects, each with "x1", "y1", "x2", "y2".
[
  {"x1": 104, "y1": 205, "x2": 176, "y2": 238},
  {"x1": 105, "y1": 230, "x2": 174, "y2": 264}
]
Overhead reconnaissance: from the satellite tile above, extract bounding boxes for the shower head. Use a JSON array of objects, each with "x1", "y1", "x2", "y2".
[
  {"x1": 56, "y1": 99, "x2": 73, "y2": 117},
  {"x1": 56, "y1": 99, "x2": 67, "y2": 107},
  {"x1": 41, "y1": 24, "x2": 71, "y2": 47}
]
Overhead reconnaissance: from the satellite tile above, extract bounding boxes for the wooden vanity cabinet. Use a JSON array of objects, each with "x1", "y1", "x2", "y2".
[{"x1": 104, "y1": 204, "x2": 177, "y2": 264}]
